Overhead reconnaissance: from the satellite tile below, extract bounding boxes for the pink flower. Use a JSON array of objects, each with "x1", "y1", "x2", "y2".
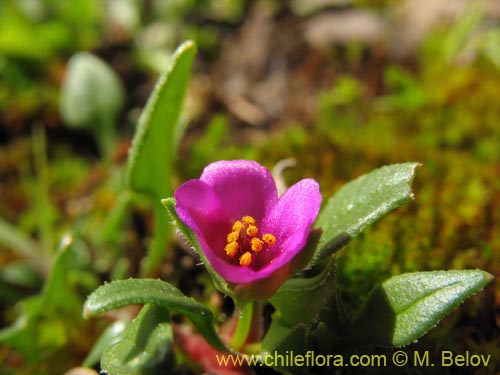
[{"x1": 174, "y1": 160, "x2": 321, "y2": 285}]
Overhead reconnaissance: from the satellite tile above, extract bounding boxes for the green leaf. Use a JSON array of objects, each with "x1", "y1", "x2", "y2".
[
  {"x1": 0, "y1": 260, "x2": 42, "y2": 290},
  {"x1": 314, "y1": 163, "x2": 420, "y2": 263},
  {"x1": 0, "y1": 214, "x2": 41, "y2": 263},
  {"x1": 60, "y1": 52, "x2": 124, "y2": 129},
  {"x1": 125, "y1": 41, "x2": 196, "y2": 275},
  {"x1": 42, "y1": 236, "x2": 93, "y2": 312},
  {"x1": 270, "y1": 260, "x2": 336, "y2": 327},
  {"x1": 162, "y1": 197, "x2": 232, "y2": 296},
  {"x1": 60, "y1": 52, "x2": 124, "y2": 156},
  {"x1": 83, "y1": 278, "x2": 229, "y2": 353},
  {"x1": 83, "y1": 320, "x2": 131, "y2": 367},
  {"x1": 101, "y1": 304, "x2": 173, "y2": 375},
  {"x1": 351, "y1": 270, "x2": 493, "y2": 347},
  {"x1": 261, "y1": 261, "x2": 338, "y2": 374},
  {"x1": 261, "y1": 318, "x2": 310, "y2": 375},
  {"x1": 126, "y1": 41, "x2": 196, "y2": 200}
]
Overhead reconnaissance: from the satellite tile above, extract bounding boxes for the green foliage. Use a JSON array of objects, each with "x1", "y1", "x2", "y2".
[
  {"x1": 270, "y1": 260, "x2": 336, "y2": 328},
  {"x1": 0, "y1": 0, "x2": 104, "y2": 119},
  {"x1": 351, "y1": 270, "x2": 493, "y2": 347},
  {"x1": 126, "y1": 40, "x2": 196, "y2": 275},
  {"x1": 262, "y1": 320, "x2": 309, "y2": 374},
  {"x1": 83, "y1": 320, "x2": 131, "y2": 368},
  {"x1": 0, "y1": 236, "x2": 97, "y2": 367},
  {"x1": 314, "y1": 163, "x2": 420, "y2": 263},
  {"x1": 127, "y1": 41, "x2": 195, "y2": 201},
  {"x1": 84, "y1": 278, "x2": 229, "y2": 353},
  {"x1": 100, "y1": 304, "x2": 174, "y2": 375}
]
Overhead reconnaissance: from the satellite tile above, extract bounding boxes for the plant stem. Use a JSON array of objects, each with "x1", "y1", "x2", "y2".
[
  {"x1": 97, "y1": 112, "x2": 117, "y2": 161},
  {"x1": 103, "y1": 190, "x2": 132, "y2": 244},
  {"x1": 0, "y1": 216, "x2": 48, "y2": 274},
  {"x1": 230, "y1": 302, "x2": 254, "y2": 351},
  {"x1": 139, "y1": 201, "x2": 171, "y2": 276},
  {"x1": 32, "y1": 125, "x2": 54, "y2": 257}
]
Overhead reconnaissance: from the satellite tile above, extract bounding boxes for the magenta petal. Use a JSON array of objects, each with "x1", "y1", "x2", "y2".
[
  {"x1": 211, "y1": 260, "x2": 268, "y2": 284},
  {"x1": 200, "y1": 160, "x2": 278, "y2": 222},
  {"x1": 216, "y1": 178, "x2": 322, "y2": 284},
  {"x1": 258, "y1": 178, "x2": 322, "y2": 273},
  {"x1": 174, "y1": 160, "x2": 322, "y2": 286},
  {"x1": 174, "y1": 180, "x2": 230, "y2": 258}
]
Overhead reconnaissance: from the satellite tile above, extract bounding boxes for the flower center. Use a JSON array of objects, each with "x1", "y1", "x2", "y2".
[{"x1": 224, "y1": 215, "x2": 276, "y2": 268}]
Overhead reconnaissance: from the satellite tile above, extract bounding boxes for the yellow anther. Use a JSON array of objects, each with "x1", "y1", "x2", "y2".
[
  {"x1": 226, "y1": 231, "x2": 240, "y2": 243},
  {"x1": 246, "y1": 225, "x2": 258, "y2": 237},
  {"x1": 262, "y1": 234, "x2": 276, "y2": 247},
  {"x1": 232, "y1": 220, "x2": 244, "y2": 232},
  {"x1": 224, "y1": 241, "x2": 239, "y2": 258},
  {"x1": 251, "y1": 238, "x2": 263, "y2": 252},
  {"x1": 242, "y1": 216, "x2": 256, "y2": 225},
  {"x1": 239, "y1": 252, "x2": 252, "y2": 266}
]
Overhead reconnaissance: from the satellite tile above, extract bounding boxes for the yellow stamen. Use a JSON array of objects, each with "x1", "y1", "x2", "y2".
[
  {"x1": 251, "y1": 238, "x2": 263, "y2": 252},
  {"x1": 246, "y1": 225, "x2": 258, "y2": 237},
  {"x1": 242, "y1": 216, "x2": 256, "y2": 225},
  {"x1": 225, "y1": 241, "x2": 239, "y2": 258},
  {"x1": 262, "y1": 233, "x2": 276, "y2": 247},
  {"x1": 239, "y1": 252, "x2": 252, "y2": 266},
  {"x1": 227, "y1": 231, "x2": 240, "y2": 243},
  {"x1": 232, "y1": 220, "x2": 244, "y2": 232},
  {"x1": 225, "y1": 216, "x2": 277, "y2": 266}
]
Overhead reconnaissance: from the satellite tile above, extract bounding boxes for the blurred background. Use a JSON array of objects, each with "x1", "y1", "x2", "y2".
[{"x1": 0, "y1": 0, "x2": 499, "y2": 374}]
